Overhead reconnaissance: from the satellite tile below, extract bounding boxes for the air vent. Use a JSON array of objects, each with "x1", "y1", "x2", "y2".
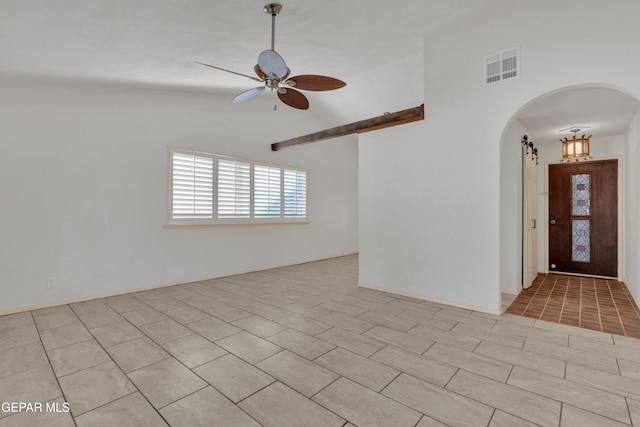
[{"x1": 485, "y1": 47, "x2": 519, "y2": 84}]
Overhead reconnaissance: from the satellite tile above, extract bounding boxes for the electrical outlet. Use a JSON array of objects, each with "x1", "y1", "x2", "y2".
[{"x1": 47, "y1": 277, "x2": 57, "y2": 288}]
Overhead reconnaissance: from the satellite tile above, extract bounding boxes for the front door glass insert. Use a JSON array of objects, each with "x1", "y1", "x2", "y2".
[{"x1": 572, "y1": 174, "x2": 590, "y2": 216}]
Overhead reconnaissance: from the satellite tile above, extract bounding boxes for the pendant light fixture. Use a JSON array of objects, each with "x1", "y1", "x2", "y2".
[{"x1": 561, "y1": 128, "x2": 592, "y2": 162}]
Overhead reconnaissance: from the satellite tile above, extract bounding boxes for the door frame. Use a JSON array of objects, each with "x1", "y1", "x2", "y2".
[{"x1": 543, "y1": 155, "x2": 624, "y2": 279}]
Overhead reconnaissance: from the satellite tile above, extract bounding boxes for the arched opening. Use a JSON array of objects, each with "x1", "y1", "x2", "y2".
[{"x1": 499, "y1": 84, "x2": 640, "y2": 320}]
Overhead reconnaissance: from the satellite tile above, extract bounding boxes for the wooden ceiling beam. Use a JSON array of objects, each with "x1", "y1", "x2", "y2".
[{"x1": 271, "y1": 104, "x2": 424, "y2": 151}]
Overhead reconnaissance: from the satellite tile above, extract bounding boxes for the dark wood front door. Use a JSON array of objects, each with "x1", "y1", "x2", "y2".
[{"x1": 548, "y1": 159, "x2": 618, "y2": 277}]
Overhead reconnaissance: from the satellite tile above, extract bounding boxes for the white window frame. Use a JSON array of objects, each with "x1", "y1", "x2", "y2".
[{"x1": 167, "y1": 147, "x2": 308, "y2": 226}]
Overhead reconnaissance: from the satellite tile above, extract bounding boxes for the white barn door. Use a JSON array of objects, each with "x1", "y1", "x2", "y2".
[{"x1": 522, "y1": 143, "x2": 538, "y2": 289}]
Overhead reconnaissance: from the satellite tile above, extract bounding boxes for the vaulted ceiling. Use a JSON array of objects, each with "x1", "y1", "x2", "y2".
[
  {"x1": 3, "y1": 1, "x2": 638, "y2": 136},
  {"x1": 1, "y1": 0, "x2": 492, "y2": 122}
]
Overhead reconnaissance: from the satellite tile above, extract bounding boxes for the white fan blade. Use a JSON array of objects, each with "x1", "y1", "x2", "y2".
[
  {"x1": 257, "y1": 50, "x2": 287, "y2": 79},
  {"x1": 231, "y1": 87, "x2": 266, "y2": 104}
]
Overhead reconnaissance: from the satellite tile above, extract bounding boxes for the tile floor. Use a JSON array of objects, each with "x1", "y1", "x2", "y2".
[
  {"x1": 0, "y1": 255, "x2": 639, "y2": 426},
  {"x1": 506, "y1": 273, "x2": 640, "y2": 338}
]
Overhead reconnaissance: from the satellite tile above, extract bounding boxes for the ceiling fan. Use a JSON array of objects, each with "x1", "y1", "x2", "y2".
[{"x1": 196, "y1": 3, "x2": 346, "y2": 110}]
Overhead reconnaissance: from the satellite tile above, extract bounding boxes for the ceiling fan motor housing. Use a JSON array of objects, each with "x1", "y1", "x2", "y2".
[{"x1": 264, "y1": 4, "x2": 282, "y2": 16}]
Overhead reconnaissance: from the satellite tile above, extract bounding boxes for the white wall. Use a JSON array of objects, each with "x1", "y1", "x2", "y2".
[
  {"x1": 0, "y1": 77, "x2": 359, "y2": 313},
  {"x1": 359, "y1": 0, "x2": 640, "y2": 313},
  {"x1": 314, "y1": 52, "x2": 425, "y2": 124}
]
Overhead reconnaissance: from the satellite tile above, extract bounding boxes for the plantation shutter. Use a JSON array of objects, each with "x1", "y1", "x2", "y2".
[
  {"x1": 283, "y1": 169, "x2": 307, "y2": 217},
  {"x1": 217, "y1": 158, "x2": 251, "y2": 218},
  {"x1": 254, "y1": 164, "x2": 281, "y2": 218},
  {"x1": 171, "y1": 151, "x2": 213, "y2": 219}
]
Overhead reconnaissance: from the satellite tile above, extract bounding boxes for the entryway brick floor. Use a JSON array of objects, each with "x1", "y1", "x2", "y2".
[{"x1": 506, "y1": 274, "x2": 640, "y2": 338}]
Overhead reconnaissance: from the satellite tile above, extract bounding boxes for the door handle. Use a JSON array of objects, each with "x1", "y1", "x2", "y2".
[
  {"x1": 550, "y1": 219, "x2": 557, "y2": 225},
  {"x1": 532, "y1": 219, "x2": 536, "y2": 229}
]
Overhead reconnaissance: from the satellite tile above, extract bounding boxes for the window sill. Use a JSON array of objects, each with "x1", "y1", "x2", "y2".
[{"x1": 164, "y1": 220, "x2": 310, "y2": 229}]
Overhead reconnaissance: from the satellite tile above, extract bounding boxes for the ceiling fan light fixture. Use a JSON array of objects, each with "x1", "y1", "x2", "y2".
[{"x1": 257, "y1": 50, "x2": 287, "y2": 79}]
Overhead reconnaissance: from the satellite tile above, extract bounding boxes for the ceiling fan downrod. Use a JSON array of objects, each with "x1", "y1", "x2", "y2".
[{"x1": 263, "y1": 3, "x2": 282, "y2": 51}]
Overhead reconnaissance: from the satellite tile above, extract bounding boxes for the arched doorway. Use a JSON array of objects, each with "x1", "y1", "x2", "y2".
[{"x1": 499, "y1": 84, "x2": 640, "y2": 337}]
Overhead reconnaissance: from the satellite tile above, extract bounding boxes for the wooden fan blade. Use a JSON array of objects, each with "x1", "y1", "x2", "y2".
[
  {"x1": 277, "y1": 88, "x2": 309, "y2": 110},
  {"x1": 287, "y1": 75, "x2": 346, "y2": 91},
  {"x1": 195, "y1": 61, "x2": 263, "y2": 82},
  {"x1": 232, "y1": 87, "x2": 266, "y2": 104}
]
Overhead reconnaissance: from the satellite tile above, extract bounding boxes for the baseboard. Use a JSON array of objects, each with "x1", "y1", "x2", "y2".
[
  {"x1": 358, "y1": 282, "x2": 501, "y2": 316},
  {"x1": 0, "y1": 252, "x2": 359, "y2": 316}
]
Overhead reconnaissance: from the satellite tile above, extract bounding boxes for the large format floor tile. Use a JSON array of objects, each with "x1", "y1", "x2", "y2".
[
  {"x1": 127, "y1": 358, "x2": 207, "y2": 409},
  {"x1": 193, "y1": 354, "x2": 275, "y2": 403},
  {"x1": 266, "y1": 328, "x2": 335, "y2": 359},
  {"x1": 2, "y1": 255, "x2": 640, "y2": 426},
  {"x1": 215, "y1": 331, "x2": 282, "y2": 364},
  {"x1": 48, "y1": 339, "x2": 111, "y2": 377},
  {"x1": 315, "y1": 347, "x2": 399, "y2": 392},
  {"x1": 0, "y1": 324, "x2": 40, "y2": 351},
  {"x1": 40, "y1": 322, "x2": 93, "y2": 351},
  {"x1": 316, "y1": 326, "x2": 385, "y2": 357},
  {"x1": 239, "y1": 382, "x2": 345, "y2": 427},
  {"x1": 160, "y1": 387, "x2": 260, "y2": 427},
  {"x1": 313, "y1": 377, "x2": 422, "y2": 427},
  {"x1": 74, "y1": 392, "x2": 168, "y2": 427},
  {"x1": 106, "y1": 336, "x2": 170, "y2": 373},
  {"x1": 446, "y1": 369, "x2": 561, "y2": 427},
  {"x1": 0, "y1": 342, "x2": 49, "y2": 379},
  {"x1": 0, "y1": 366, "x2": 62, "y2": 419},
  {"x1": 0, "y1": 397, "x2": 74, "y2": 427},
  {"x1": 0, "y1": 312, "x2": 33, "y2": 332},
  {"x1": 256, "y1": 350, "x2": 339, "y2": 397},
  {"x1": 90, "y1": 321, "x2": 144, "y2": 348},
  {"x1": 382, "y1": 373, "x2": 494, "y2": 426},
  {"x1": 58, "y1": 361, "x2": 136, "y2": 416},
  {"x1": 161, "y1": 333, "x2": 227, "y2": 368},
  {"x1": 138, "y1": 318, "x2": 193, "y2": 344},
  {"x1": 370, "y1": 345, "x2": 457, "y2": 387},
  {"x1": 424, "y1": 343, "x2": 513, "y2": 382},
  {"x1": 507, "y1": 365, "x2": 630, "y2": 423}
]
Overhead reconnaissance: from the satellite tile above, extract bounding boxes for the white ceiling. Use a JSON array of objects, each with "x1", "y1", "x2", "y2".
[
  {"x1": 517, "y1": 86, "x2": 640, "y2": 142},
  {"x1": 0, "y1": 0, "x2": 489, "y2": 91},
  {"x1": 2, "y1": 0, "x2": 638, "y2": 136}
]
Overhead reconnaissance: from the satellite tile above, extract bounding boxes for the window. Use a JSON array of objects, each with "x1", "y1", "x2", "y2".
[
  {"x1": 171, "y1": 151, "x2": 213, "y2": 219},
  {"x1": 254, "y1": 164, "x2": 282, "y2": 218},
  {"x1": 217, "y1": 158, "x2": 251, "y2": 219},
  {"x1": 168, "y1": 148, "x2": 307, "y2": 224},
  {"x1": 284, "y1": 169, "x2": 307, "y2": 218}
]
